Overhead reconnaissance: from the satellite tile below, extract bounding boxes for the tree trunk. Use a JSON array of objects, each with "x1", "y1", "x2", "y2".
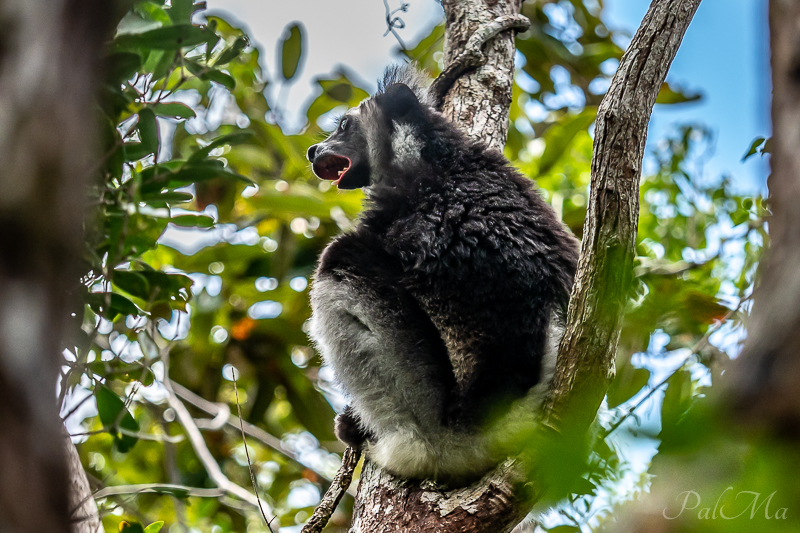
[
  {"x1": 733, "y1": 0, "x2": 800, "y2": 435},
  {"x1": 347, "y1": 0, "x2": 700, "y2": 531},
  {"x1": 439, "y1": 0, "x2": 522, "y2": 150},
  {"x1": 0, "y1": 1, "x2": 117, "y2": 532},
  {"x1": 66, "y1": 428, "x2": 103, "y2": 533}
]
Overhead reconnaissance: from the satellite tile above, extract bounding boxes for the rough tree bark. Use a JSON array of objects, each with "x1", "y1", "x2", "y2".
[
  {"x1": 342, "y1": 1, "x2": 701, "y2": 532},
  {"x1": 440, "y1": 0, "x2": 523, "y2": 151},
  {"x1": 733, "y1": 0, "x2": 800, "y2": 434},
  {"x1": 0, "y1": 1, "x2": 118, "y2": 532}
]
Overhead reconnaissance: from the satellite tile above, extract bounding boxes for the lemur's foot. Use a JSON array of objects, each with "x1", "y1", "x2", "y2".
[{"x1": 335, "y1": 406, "x2": 371, "y2": 449}]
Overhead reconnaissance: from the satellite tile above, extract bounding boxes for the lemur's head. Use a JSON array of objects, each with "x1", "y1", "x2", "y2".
[{"x1": 306, "y1": 65, "x2": 434, "y2": 190}]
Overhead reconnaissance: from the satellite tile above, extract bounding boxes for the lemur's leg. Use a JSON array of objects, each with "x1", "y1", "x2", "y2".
[
  {"x1": 310, "y1": 233, "x2": 456, "y2": 445},
  {"x1": 334, "y1": 406, "x2": 372, "y2": 449}
]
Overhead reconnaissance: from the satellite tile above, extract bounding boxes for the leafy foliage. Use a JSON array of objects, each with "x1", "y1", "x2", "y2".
[{"x1": 69, "y1": 2, "x2": 365, "y2": 531}]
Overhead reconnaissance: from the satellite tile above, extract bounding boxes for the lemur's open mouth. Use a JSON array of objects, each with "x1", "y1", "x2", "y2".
[{"x1": 313, "y1": 154, "x2": 352, "y2": 184}]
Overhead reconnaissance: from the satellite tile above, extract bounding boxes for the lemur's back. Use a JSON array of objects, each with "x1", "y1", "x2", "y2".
[{"x1": 307, "y1": 64, "x2": 577, "y2": 484}]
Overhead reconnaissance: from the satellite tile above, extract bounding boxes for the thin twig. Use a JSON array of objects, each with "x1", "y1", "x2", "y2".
[
  {"x1": 171, "y1": 380, "x2": 351, "y2": 492},
  {"x1": 163, "y1": 379, "x2": 278, "y2": 522},
  {"x1": 301, "y1": 446, "x2": 362, "y2": 533},
  {"x1": 383, "y1": 0, "x2": 410, "y2": 50},
  {"x1": 61, "y1": 391, "x2": 95, "y2": 422},
  {"x1": 231, "y1": 368, "x2": 275, "y2": 533},
  {"x1": 94, "y1": 483, "x2": 225, "y2": 500}
]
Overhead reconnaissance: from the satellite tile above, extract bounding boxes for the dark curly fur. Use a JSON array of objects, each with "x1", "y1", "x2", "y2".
[
  {"x1": 334, "y1": 406, "x2": 372, "y2": 449},
  {"x1": 306, "y1": 65, "x2": 578, "y2": 483}
]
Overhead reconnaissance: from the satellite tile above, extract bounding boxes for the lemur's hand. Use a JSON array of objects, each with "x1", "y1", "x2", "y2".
[{"x1": 335, "y1": 406, "x2": 371, "y2": 449}]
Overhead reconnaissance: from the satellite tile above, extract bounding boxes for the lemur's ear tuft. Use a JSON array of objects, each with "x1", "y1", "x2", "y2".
[{"x1": 379, "y1": 83, "x2": 420, "y2": 119}]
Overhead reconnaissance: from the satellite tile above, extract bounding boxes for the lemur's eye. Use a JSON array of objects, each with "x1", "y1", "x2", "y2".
[{"x1": 339, "y1": 118, "x2": 348, "y2": 131}]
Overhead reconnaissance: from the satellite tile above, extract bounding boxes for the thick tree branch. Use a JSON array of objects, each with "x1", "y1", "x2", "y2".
[
  {"x1": 438, "y1": 0, "x2": 525, "y2": 151},
  {"x1": 65, "y1": 428, "x2": 102, "y2": 533},
  {"x1": 0, "y1": 1, "x2": 119, "y2": 532},
  {"x1": 545, "y1": 0, "x2": 702, "y2": 427}
]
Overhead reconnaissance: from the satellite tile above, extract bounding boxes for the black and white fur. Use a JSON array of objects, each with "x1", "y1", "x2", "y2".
[{"x1": 306, "y1": 65, "x2": 578, "y2": 484}]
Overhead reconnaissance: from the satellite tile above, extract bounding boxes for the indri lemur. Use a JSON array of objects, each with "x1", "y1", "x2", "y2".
[{"x1": 306, "y1": 65, "x2": 578, "y2": 484}]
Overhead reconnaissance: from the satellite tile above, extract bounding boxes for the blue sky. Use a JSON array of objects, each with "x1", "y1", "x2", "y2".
[
  {"x1": 208, "y1": 0, "x2": 771, "y2": 194},
  {"x1": 605, "y1": 0, "x2": 771, "y2": 193}
]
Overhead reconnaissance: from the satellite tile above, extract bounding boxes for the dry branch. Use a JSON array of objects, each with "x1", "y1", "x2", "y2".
[
  {"x1": 171, "y1": 380, "x2": 349, "y2": 490},
  {"x1": 301, "y1": 446, "x2": 361, "y2": 533},
  {"x1": 163, "y1": 380, "x2": 278, "y2": 521}
]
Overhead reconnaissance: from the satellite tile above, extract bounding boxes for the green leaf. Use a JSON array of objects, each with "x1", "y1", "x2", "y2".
[
  {"x1": 203, "y1": 68, "x2": 235, "y2": 89},
  {"x1": 184, "y1": 59, "x2": 236, "y2": 89},
  {"x1": 538, "y1": 108, "x2": 597, "y2": 174},
  {"x1": 656, "y1": 82, "x2": 702, "y2": 105},
  {"x1": 144, "y1": 521, "x2": 165, "y2": 533},
  {"x1": 661, "y1": 368, "x2": 694, "y2": 431},
  {"x1": 140, "y1": 190, "x2": 194, "y2": 207},
  {"x1": 104, "y1": 52, "x2": 142, "y2": 85},
  {"x1": 187, "y1": 131, "x2": 254, "y2": 163},
  {"x1": 138, "y1": 108, "x2": 159, "y2": 153},
  {"x1": 123, "y1": 142, "x2": 153, "y2": 162},
  {"x1": 327, "y1": 83, "x2": 353, "y2": 102},
  {"x1": 101, "y1": 213, "x2": 170, "y2": 263},
  {"x1": 304, "y1": 71, "x2": 370, "y2": 125},
  {"x1": 95, "y1": 386, "x2": 140, "y2": 453},
  {"x1": 607, "y1": 367, "x2": 650, "y2": 408},
  {"x1": 86, "y1": 293, "x2": 141, "y2": 320},
  {"x1": 116, "y1": 11, "x2": 162, "y2": 36},
  {"x1": 115, "y1": 24, "x2": 214, "y2": 51},
  {"x1": 152, "y1": 49, "x2": 177, "y2": 81},
  {"x1": 140, "y1": 159, "x2": 253, "y2": 198},
  {"x1": 742, "y1": 137, "x2": 766, "y2": 161},
  {"x1": 170, "y1": 214, "x2": 215, "y2": 228},
  {"x1": 134, "y1": 2, "x2": 172, "y2": 26},
  {"x1": 113, "y1": 270, "x2": 193, "y2": 304},
  {"x1": 279, "y1": 22, "x2": 304, "y2": 81},
  {"x1": 169, "y1": 0, "x2": 195, "y2": 24},
  {"x1": 152, "y1": 102, "x2": 196, "y2": 119},
  {"x1": 119, "y1": 521, "x2": 145, "y2": 533},
  {"x1": 141, "y1": 161, "x2": 254, "y2": 194},
  {"x1": 176, "y1": 161, "x2": 254, "y2": 185},
  {"x1": 215, "y1": 36, "x2": 249, "y2": 65}
]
